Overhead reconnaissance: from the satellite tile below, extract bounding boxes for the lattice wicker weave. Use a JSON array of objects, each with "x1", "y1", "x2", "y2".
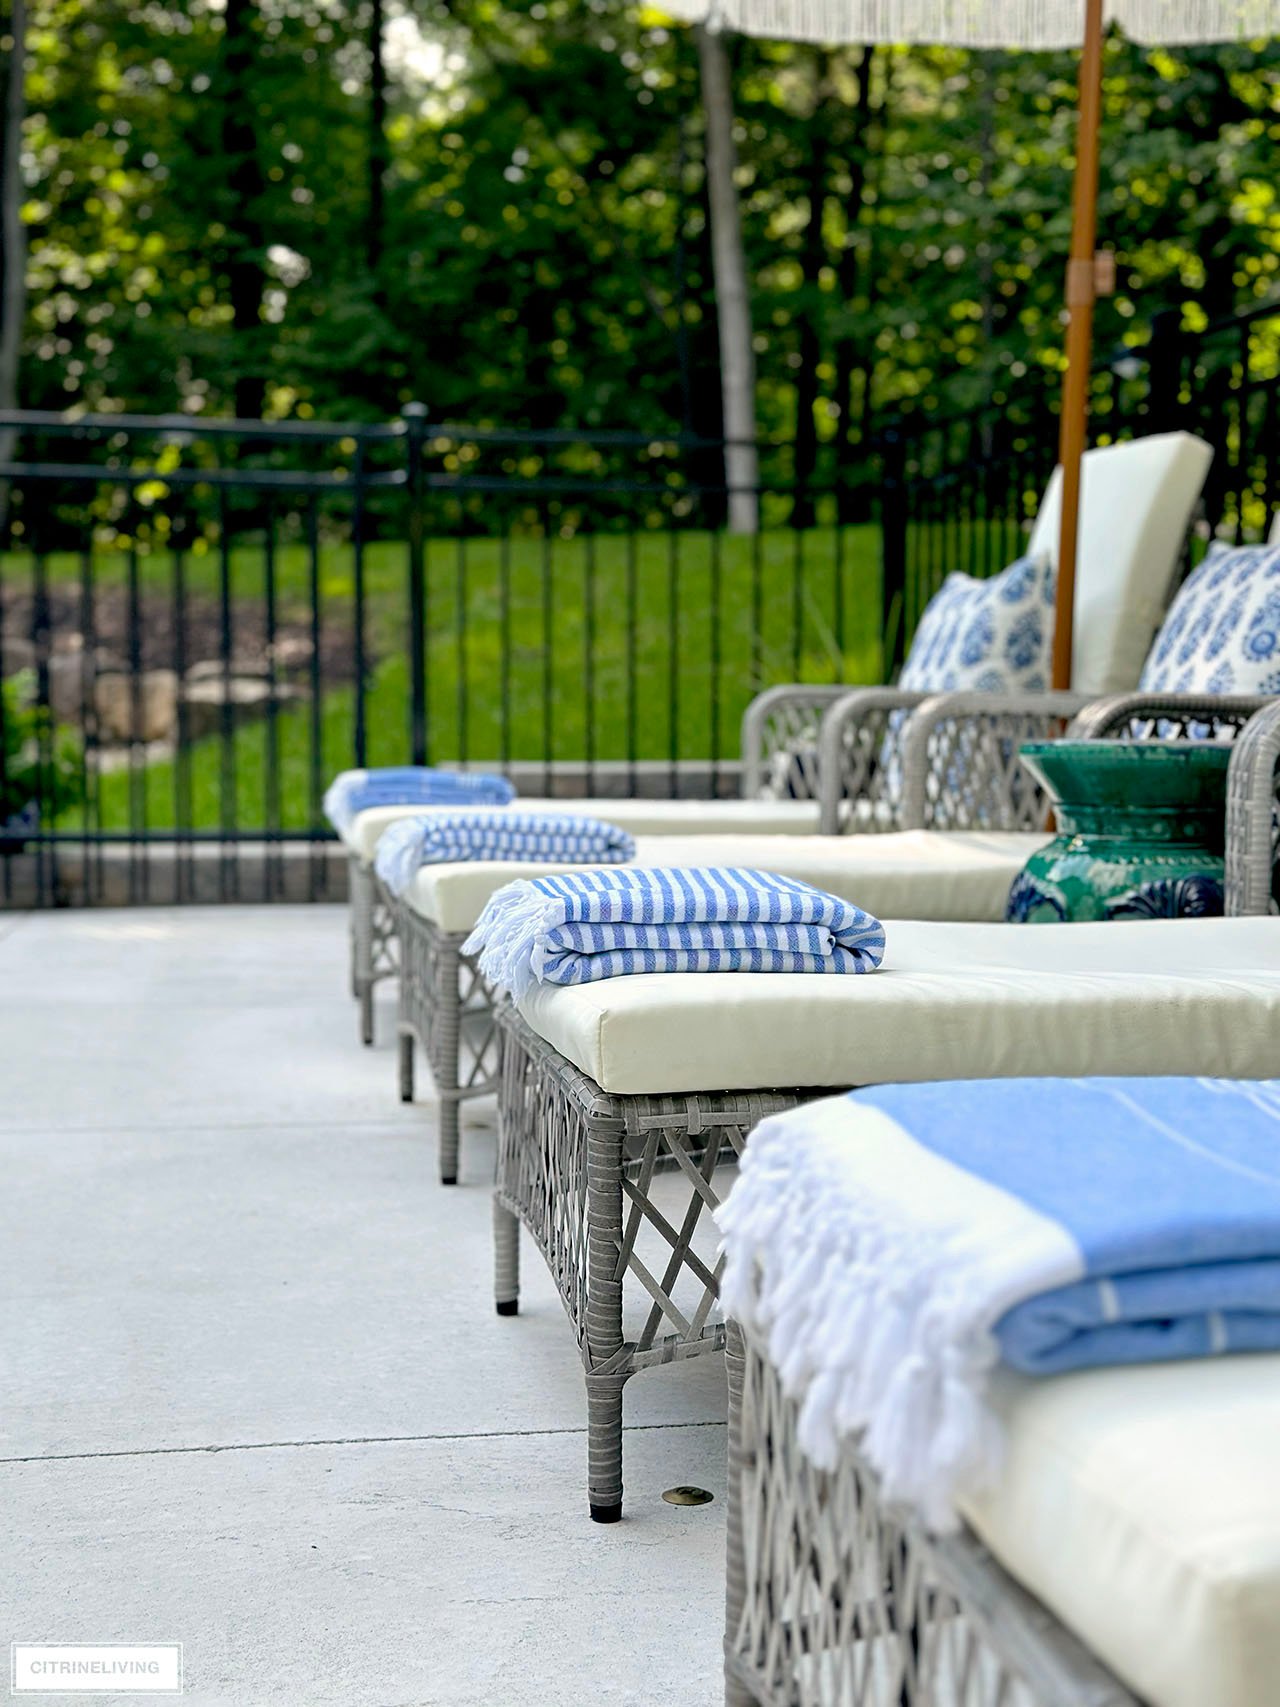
[
  {"x1": 395, "y1": 899, "x2": 502, "y2": 1184},
  {"x1": 494, "y1": 1005, "x2": 808, "y2": 1522},
  {"x1": 349, "y1": 855, "x2": 399, "y2": 1046},
  {"x1": 815, "y1": 686, "x2": 1274, "y2": 840},
  {"x1": 1224, "y1": 700, "x2": 1280, "y2": 916},
  {"x1": 1072, "y1": 691, "x2": 1270, "y2": 744},
  {"x1": 724, "y1": 1323, "x2": 1140, "y2": 1707}
]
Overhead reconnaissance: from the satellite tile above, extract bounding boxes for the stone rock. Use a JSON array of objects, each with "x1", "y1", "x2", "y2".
[
  {"x1": 47, "y1": 650, "x2": 89, "y2": 723},
  {"x1": 94, "y1": 670, "x2": 181, "y2": 745},
  {"x1": 1, "y1": 634, "x2": 37, "y2": 678},
  {"x1": 270, "y1": 635, "x2": 314, "y2": 671},
  {"x1": 185, "y1": 655, "x2": 276, "y2": 685},
  {"x1": 180, "y1": 676, "x2": 303, "y2": 740}
]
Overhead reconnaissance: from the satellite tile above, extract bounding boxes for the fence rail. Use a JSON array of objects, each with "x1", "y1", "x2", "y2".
[{"x1": 2, "y1": 296, "x2": 1277, "y2": 905}]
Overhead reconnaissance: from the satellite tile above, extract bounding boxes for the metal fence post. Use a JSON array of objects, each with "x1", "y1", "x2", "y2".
[
  {"x1": 879, "y1": 427, "x2": 908, "y2": 678},
  {"x1": 403, "y1": 400, "x2": 428, "y2": 766},
  {"x1": 1145, "y1": 309, "x2": 1183, "y2": 433}
]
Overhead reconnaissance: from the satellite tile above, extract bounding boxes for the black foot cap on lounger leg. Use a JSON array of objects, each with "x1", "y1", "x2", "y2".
[
  {"x1": 495, "y1": 1299, "x2": 518, "y2": 1316},
  {"x1": 440, "y1": 1174, "x2": 458, "y2": 1187},
  {"x1": 590, "y1": 1502, "x2": 622, "y2": 1525}
]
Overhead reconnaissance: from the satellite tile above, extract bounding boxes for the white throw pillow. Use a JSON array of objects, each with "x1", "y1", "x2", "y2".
[
  {"x1": 899, "y1": 553, "x2": 1055, "y2": 696},
  {"x1": 1139, "y1": 541, "x2": 1280, "y2": 697}
]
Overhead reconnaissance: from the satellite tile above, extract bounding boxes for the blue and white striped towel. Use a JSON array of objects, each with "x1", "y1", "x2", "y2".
[
  {"x1": 323, "y1": 766, "x2": 515, "y2": 834},
  {"x1": 463, "y1": 867, "x2": 886, "y2": 998},
  {"x1": 373, "y1": 811, "x2": 635, "y2": 899},
  {"x1": 719, "y1": 1076, "x2": 1280, "y2": 1532}
]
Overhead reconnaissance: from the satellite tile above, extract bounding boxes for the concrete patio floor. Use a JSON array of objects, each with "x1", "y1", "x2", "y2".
[{"x1": 0, "y1": 906, "x2": 728, "y2": 1706}]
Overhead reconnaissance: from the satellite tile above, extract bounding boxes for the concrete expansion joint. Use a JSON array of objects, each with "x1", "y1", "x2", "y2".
[{"x1": 0, "y1": 1417, "x2": 728, "y2": 1469}]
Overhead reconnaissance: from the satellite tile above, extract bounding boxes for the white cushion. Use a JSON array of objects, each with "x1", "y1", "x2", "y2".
[
  {"x1": 964, "y1": 1354, "x2": 1280, "y2": 1707},
  {"x1": 1139, "y1": 540, "x2": 1280, "y2": 697},
  {"x1": 342, "y1": 796, "x2": 825, "y2": 862},
  {"x1": 403, "y1": 829, "x2": 1050, "y2": 934},
  {"x1": 516, "y1": 916, "x2": 1280, "y2": 1094},
  {"x1": 1027, "y1": 431, "x2": 1213, "y2": 694},
  {"x1": 898, "y1": 552, "x2": 1054, "y2": 696}
]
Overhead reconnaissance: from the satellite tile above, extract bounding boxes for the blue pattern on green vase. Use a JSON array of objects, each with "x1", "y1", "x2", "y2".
[{"x1": 1005, "y1": 740, "x2": 1231, "y2": 925}]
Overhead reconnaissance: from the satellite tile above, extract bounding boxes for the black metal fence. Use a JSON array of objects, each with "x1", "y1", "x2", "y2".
[
  {"x1": 2, "y1": 296, "x2": 1276, "y2": 905},
  {"x1": 878, "y1": 297, "x2": 1280, "y2": 672}
]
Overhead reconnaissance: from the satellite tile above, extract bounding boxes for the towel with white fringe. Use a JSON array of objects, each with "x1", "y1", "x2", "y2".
[
  {"x1": 718, "y1": 1076, "x2": 1280, "y2": 1534},
  {"x1": 463, "y1": 866, "x2": 886, "y2": 999},
  {"x1": 373, "y1": 810, "x2": 635, "y2": 899},
  {"x1": 323, "y1": 766, "x2": 515, "y2": 835}
]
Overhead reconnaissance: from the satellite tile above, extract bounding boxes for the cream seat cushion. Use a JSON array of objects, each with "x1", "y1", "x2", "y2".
[
  {"x1": 964, "y1": 1355, "x2": 1280, "y2": 1707},
  {"x1": 343, "y1": 796, "x2": 826, "y2": 862},
  {"x1": 402, "y1": 830, "x2": 1049, "y2": 934},
  {"x1": 516, "y1": 917, "x2": 1280, "y2": 1095},
  {"x1": 1028, "y1": 431, "x2": 1213, "y2": 695}
]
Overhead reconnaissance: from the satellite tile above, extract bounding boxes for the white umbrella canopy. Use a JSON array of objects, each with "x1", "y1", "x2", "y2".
[
  {"x1": 664, "y1": 0, "x2": 1280, "y2": 686},
  {"x1": 662, "y1": 0, "x2": 1278, "y2": 47}
]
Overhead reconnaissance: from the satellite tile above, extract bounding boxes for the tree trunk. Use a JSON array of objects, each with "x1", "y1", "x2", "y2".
[
  {"x1": 221, "y1": 0, "x2": 266, "y2": 419},
  {"x1": 792, "y1": 77, "x2": 829, "y2": 531},
  {"x1": 0, "y1": 0, "x2": 26, "y2": 528},
  {"x1": 696, "y1": 24, "x2": 757, "y2": 534},
  {"x1": 832, "y1": 47, "x2": 870, "y2": 521},
  {"x1": 850, "y1": 49, "x2": 892, "y2": 474},
  {"x1": 367, "y1": 0, "x2": 388, "y2": 289}
]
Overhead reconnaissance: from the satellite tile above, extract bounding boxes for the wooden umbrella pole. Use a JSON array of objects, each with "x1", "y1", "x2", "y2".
[{"x1": 1051, "y1": 0, "x2": 1106, "y2": 691}]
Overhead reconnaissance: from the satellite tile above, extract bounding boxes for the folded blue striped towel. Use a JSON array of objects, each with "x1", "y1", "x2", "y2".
[
  {"x1": 464, "y1": 866, "x2": 886, "y2": 998},
  {"x1": 719, "y1": 1076, "x2": 1280, "y2": 1532},
  {"x1": 323, "y1": 766, "x2": 515, "y2": 835},
  {"x1": 373, "y1": 811, "x2": 636, "y2": 899}
]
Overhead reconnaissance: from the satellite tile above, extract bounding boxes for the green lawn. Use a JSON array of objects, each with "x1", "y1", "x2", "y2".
[{"x1": 15, "y1": 523, "x2": 886, "y2": 833}]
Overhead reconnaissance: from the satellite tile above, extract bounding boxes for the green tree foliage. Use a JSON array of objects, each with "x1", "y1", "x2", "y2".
[{"x1": 11, "y1": 0, "x2": 1280, "y2": 464}]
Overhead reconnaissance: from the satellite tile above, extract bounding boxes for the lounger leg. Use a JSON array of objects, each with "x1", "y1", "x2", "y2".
[
  {"x1": 350, "y1": 858, "x2": 375, "y2": 1038},
  {"x1": 584, "y1": 1120, "x2": 627, "y2": 1522},
  {"x1": 493, "y1": 1199, "x2": 520, "y2": 1316},
  {"x1": 723, "y1": 1323, "x2": 758, "y2": 1706},
  {"x1": 398, "y1": 1030, "x2": 414, "y2": 1103},
  {"x1": 586, "y1": 1372, "x2": 626, "y2": 1524},
  {"x1": 435, "y1": 940, "x2": 463, "y2": 1185},
  {"x1": 438, "y1": 1099, "x2": 461, "y2": 1186}
]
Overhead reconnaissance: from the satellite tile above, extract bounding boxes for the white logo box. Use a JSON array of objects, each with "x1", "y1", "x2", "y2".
[{"x1": 10, "y1": 1645, "x2": 183, "y2": 1695}]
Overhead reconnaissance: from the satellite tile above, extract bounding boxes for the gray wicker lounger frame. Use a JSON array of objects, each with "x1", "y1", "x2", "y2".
[
  {"x1": 491, "y1": 699, "x2": 1280, "y2": 1525},
  {"x1": 493, "y1": 1007, "x2": 808, "y2": 1523},
  {"x1": 395, "y1": 897, "x2": 501, "y2": 1186},
  {"x1": 349, "y1": 854, "x2": 399, "y2": 1047},
  {"x1": 723, "y1": 1322, "x2": 1139, "y2": 1707}
]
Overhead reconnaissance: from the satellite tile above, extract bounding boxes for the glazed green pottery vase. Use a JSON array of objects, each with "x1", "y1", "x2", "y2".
[{"x1": 1005, "y1": 740, "x2": 1231, "y2": 924}]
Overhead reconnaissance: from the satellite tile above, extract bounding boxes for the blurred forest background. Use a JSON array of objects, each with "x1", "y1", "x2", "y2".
[
  {"x1": 7, "y1": 0, "x2": 1279, "y2": 470},
  {"x1": 1, "y1": 1, "x2": 1278, "y2": 838}
]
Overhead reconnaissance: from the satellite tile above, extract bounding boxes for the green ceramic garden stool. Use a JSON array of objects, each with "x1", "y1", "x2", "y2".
[{"x1": 1006, "y1": 739, "x2": 1231, "y2": 923}]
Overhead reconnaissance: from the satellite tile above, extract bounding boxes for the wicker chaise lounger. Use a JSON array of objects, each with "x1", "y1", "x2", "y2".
[
  {"x1": 722, "y1": 1082, "x2": 1280, "y2": 1707},
  {"x1": 395, "y1": 827, "x2": 1049, "y2": 1183},
  {"x1": 488, "y1": 700, "x2": 1280, "y2": 1521},
  {"x1": 345, "y1": 431, "x2": 1218, "y2": 1043},
  {"x1": 394, "y1": 688, "x2": 1270, "y2": 1182},
  {"x1": 496, "y1": 912, "x2": 1280, "y2": 1522},
  {"x1": 726, "y1": 1321, "x2": 1280, "y2": 1707},
  {"x1": 344, "y1": 764, "x2": 840, "y2": 1046}
]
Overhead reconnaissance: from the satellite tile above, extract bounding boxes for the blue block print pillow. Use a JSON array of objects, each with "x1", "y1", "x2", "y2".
[
  {"x1": 1140, "y1": 541, "x2": 1280, "y2": 697},
  {"x1": 899, "y1": 553, "x2": 1055, "y2": 698},
  {"x1": 880, "y1": 553, "x2": 1054, "y2": 807}
]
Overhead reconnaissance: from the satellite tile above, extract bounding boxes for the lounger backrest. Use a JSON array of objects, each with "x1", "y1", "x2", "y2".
[{"x1": 1027, "y1": 431, "x2": 1213, "y2": 696}]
